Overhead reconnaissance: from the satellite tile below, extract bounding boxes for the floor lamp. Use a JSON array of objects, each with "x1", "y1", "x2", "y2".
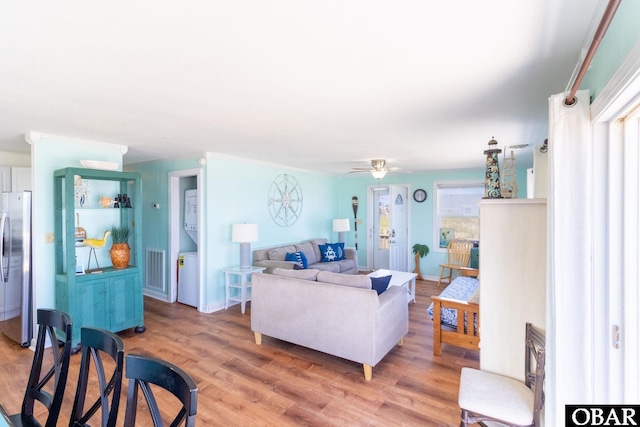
[
  {"x1": 332, "y1": 218, "x2": 350, "y2": 243},
  {"x1": 232, "y1": 223, "x2": 258, "y2": 269}
]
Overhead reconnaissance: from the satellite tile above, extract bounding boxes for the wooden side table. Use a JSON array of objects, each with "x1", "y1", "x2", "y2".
[{"x1": 223, "y1": 266, "x2": 266, "y2": 314}]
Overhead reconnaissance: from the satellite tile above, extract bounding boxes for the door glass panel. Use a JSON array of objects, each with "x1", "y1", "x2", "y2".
[{"x1": 372, "y1": 188, "x2": 389, "y2": 270}]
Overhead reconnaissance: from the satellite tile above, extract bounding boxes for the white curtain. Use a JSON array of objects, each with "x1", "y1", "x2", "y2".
[{"x1": 547, "y1": 89, "x2": 593, "y2": 425}]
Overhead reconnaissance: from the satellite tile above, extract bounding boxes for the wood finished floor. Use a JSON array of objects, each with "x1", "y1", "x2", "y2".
[{"x1": 0, "y1": 278, "x2": 479, "y2": 426}]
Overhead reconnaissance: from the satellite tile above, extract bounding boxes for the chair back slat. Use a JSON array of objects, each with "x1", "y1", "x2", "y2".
[
  {"x1": 124, "y1": 354, "x2": 198, "y2": 427},
  {"x1": 525, "y1": 322, "x2": 546, "y2": 426},
  {"x1": 70, "y1": 327, "x2": 125, "y2": 427},
  {"x1": 19, "y1": 308, "x2": 73, "y2": 427},
  {"x1": 447, "y1": 239, "x2": 474, "y2": 267}
]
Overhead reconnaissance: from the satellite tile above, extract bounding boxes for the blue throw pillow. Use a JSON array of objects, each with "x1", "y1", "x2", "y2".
[
  {"x1": 370, "y1": 275, "x2": 392, "y2": 295},
  {"x1": 318, "y1": 243, "x2": 345, "y2": 262},
  {"x1": 285, "y1": 251, "x2": 308, "y2": 269}
]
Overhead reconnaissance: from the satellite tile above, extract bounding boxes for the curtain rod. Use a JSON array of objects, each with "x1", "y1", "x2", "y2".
[{"x1": 564, "y1": 0, "x2": 621, "y2": 106}]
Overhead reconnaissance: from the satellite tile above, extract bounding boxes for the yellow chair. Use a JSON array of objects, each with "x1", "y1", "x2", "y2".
[{"x1": 438, "y1": 238, "x2": 474, "y2": 286}]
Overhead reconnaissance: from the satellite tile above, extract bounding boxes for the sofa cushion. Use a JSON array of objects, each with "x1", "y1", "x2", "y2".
[
  {"x1": 294, "y1": 242, "x2": 318, "y2": 265},
  {"x1": 318, "y1": 242, "x2": 346, "y2": 262},
  {"x1": 370, "y1": 275, "x2": 392, "y2": 295},
  {"x1": 268, "y1": 245, "x2": 297, "y2": 261},
  {"x1": 310, "y1": 238, "x2": 328, "y2": 263},
  {"x1": 312, "y1": 262, "x2": 341, "y2": 273},
  {"x1": 273, "y1": 268, "x2": 320, "y2": 281},
  {"x1": 285, "y1": 251, "x2": 308, "y2": 269},
  {"x1": 316, "y1": 271, "x2": 371, "y2": 289}
]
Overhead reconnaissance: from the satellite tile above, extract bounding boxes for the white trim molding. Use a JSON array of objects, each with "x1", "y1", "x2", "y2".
[{"x1": 24, "y1": 131, "x2": 128, "y2": 154}]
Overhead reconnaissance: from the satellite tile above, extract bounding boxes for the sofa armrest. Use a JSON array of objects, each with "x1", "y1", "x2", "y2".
[
  {"x1": 345, "y1": 247, "x2": 357, "y2": 261},
  {"x1": 254, "y1": 260, "x2": 296, "y2": 274}
]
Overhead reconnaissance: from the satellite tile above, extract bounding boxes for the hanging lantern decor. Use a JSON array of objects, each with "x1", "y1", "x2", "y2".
[{"x1": 483, "y1": 137, "x2": 503, "y2": 198}]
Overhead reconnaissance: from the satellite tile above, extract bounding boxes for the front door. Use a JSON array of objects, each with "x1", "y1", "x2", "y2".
[
  {"x1": 389, "y1": 185, "x2": 408, "y2": 271},
  {"x1": 367, "y1": 184, "x2": 410, "y2": 271}
]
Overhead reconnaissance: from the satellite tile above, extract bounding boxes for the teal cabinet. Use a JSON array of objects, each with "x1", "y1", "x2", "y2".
[
  {"x1": 54, "y1": 167, "x2": 144, "y2": 349},
  {"x1": 469, "y1": 247, "x2": 479, "y2": 269}
]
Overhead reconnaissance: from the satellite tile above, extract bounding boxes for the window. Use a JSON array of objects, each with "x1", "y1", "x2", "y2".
[{"x1": 433, "y1": 180, "x2": 484, "y2": 251}]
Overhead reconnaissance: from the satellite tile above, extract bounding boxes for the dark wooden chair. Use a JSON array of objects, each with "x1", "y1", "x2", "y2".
[
  {"x1": 69, "y1": 327, "x2": 125, "y2": 427},
  {"x1": 458, "y1": 322, "x2": 546, "y2": 426},
  {"x1": 0, "y1": 308, "x2": 73, "y2": 427},
  {"x1": 124, "y1": 353, "x2": 198, "y2": 427}
]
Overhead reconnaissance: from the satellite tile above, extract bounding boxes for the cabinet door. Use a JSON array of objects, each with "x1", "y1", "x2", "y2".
[
  {"x1": 0, "y1": 167, "x2": 9, "y2": 192},
  {"x1": 78, "y1": 279, "x2": 109, "y2": 330},
  {"x1": 11, "y1": 167, "x2": 31, "y2": 191},
  {"x1": 109, "y1": 274, "x2": 141, "y2": 331}
]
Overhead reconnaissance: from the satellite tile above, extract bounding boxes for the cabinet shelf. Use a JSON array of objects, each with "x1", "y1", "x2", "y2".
[{"x1": 54, "y1": 167, "x2": 145, "y2": 350}]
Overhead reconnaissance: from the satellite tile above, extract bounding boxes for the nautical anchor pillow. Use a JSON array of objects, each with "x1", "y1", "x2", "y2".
[{"x1": 318, "y1": 243, "x2": 346, "y2": 262}]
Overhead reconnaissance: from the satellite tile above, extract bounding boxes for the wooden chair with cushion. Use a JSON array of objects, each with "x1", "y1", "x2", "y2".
[
  {"x1": 438, "y1": 238, "x2": 474, "y2": 286},
  {"x1": 458, "y1": 322, "x2": 546, "y2": 426},
  {"x1": 69, "y1": 327, "x2": 125, "y2": 427},
  {"x1": 0, "y1": 309, "x2": 73, "y2": 427},
  {"x1": 124, "y1": 354, "x2": 198, "y2": 427}
]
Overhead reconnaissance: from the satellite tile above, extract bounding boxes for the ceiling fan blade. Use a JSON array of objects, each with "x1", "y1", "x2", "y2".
[{"x1": 348, "y1": 170, "x2": 370, "y2": 174}]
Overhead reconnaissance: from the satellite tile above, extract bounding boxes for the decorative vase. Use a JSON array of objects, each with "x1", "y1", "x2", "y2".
[{"x1": 110, "y1": 243, "x2": 130, "y2": 269}]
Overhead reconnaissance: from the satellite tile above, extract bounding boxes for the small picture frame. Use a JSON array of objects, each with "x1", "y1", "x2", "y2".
[
  {"x1": 439, "y1": 228, "x2": 454, "y2": 248},
  {"x1": 76, "y1": 264, "x2": 85, "y2": 275}
]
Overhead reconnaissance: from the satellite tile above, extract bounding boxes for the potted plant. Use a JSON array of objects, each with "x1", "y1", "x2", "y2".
[
  {"x1": 109, "y1": 225, "x2": 133, "y2": 269},
  {"x1": 412, "y1": 243, "x2": 430, "y2": 280}
]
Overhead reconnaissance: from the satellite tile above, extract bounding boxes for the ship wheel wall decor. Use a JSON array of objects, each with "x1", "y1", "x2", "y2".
[{"x1": 268, "y1": 174, "x2": 303, "y2": 227}]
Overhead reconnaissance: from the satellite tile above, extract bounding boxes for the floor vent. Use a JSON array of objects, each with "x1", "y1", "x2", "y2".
[{"x1": 146, "y1": 248, "x2": 165, "y2": 292}]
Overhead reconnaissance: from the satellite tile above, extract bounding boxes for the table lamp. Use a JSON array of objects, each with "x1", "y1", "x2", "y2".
[
  {"x1": 332, "y1": 218, "x2": 350, "y2": 243},
  {"x1": 232, "y1": 223, "x2": 258, "y2": 269}
]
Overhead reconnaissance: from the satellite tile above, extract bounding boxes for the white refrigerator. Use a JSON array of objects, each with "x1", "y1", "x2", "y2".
[{"x1": 178, "y1": 252, "x2": 198, "y2": 307}]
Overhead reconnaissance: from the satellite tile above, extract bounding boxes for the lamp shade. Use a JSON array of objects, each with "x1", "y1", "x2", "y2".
[
  {"x1": 370, "y1": 169, "x2": 387, "y2": 179},
  {"x1": 232, "y1": 223, "x2": 258, "y2": 243},
  {"x1": 332, "y1": 218, "x2": 351, "y2": 232}
]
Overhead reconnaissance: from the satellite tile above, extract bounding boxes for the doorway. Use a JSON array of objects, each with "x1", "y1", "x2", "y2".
[
  {"x1": 366, "y1": 184, "x2": 410, "y2": 272},
  {"x1": 168, "y1": 169, "x2": 204, "y2": 310}
]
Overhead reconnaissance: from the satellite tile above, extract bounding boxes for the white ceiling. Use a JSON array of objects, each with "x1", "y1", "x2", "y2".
[{"x1": 0, "y1": 1, "x2": 603, "y2": 174}]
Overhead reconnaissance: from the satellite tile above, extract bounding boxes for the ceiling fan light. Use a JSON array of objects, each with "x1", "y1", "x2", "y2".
[{"x1": 370, "y1": 169, "x2": 387, "y2": 179}]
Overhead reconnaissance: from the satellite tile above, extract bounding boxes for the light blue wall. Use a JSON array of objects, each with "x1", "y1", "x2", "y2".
[
  {"x1": 125, "y1": 156, "x2": 201, "y2": 260},
  {"x1": 129, "y1": 153, "x2": 529, "y2": 310},
  {"x1": 127, "y1": 154, "x2": 339, "y2": 310},
  {"x1": 584, "y1": 1, "x2": 640, "y2": 99},
  {"x1": 29, "y1": 135, "x2": 527, "y2": 315},
  {"x1": 31, "y1": 135, "x2": 123, "y2": 312},
  {"x1": 337, "y1": 167, "x2": 527, "y2": 278},
  {"x1": 203, "y1": 156, "x2": 338, "y2": 307}
]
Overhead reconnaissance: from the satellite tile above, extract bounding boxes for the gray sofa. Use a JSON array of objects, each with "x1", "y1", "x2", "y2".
[
  {"x1": 253, "y1": 238, "x2": 358, "y2": 274},
  {"x1": 251, "y1": 268, "x2": 409, "y2": 380}
]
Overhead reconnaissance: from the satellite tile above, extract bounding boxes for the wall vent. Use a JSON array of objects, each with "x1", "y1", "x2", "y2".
[{"x1": 145, "y1": 248, "x2": 165, "y2": 292}]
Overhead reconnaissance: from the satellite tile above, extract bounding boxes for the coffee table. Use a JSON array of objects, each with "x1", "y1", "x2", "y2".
[{"x1": 367, "y1": 269, "x2": 417, "y2": 303}]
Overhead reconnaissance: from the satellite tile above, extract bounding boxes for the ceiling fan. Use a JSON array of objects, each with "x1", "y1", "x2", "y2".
[{"x1": 349, "y1": 159, "x2": 400, "y2": 179}]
